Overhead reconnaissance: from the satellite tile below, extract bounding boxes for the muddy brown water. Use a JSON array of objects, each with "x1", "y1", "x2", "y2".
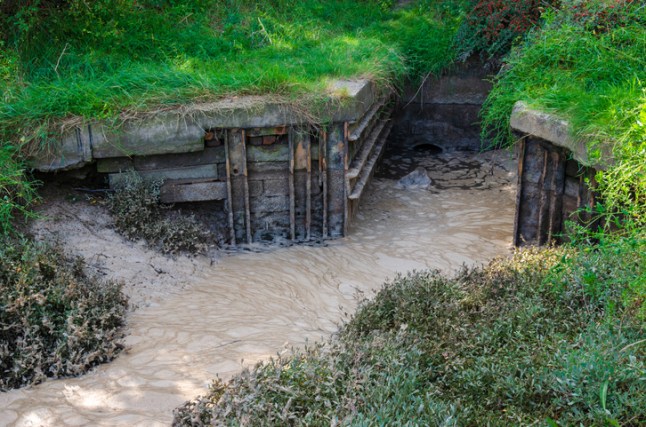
[{"x1": 0, "y1": 150, "x2": 517, "y2": 426}]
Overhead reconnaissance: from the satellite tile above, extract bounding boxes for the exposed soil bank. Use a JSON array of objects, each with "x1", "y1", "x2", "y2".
[{"x1": 0, "y1": 149, "x2": 516, "y2": 426}]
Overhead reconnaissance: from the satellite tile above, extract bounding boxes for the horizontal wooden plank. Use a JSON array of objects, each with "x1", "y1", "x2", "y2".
[
  {"x1": 134, "y1": 146, "x2": 225, "y2": 171},
  {"x1": 97, "y1": 157, "x2": 134, "y2": 173},
  {"x1": 109, "y1": 164, "x2": 218, "y2": 187}
]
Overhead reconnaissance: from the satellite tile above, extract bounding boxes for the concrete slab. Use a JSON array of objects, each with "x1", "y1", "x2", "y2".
[
  {"x1": 510, "y1": 101, "x2": 614, "y2": 167},
  {"x1": 33, "y1": 79, "x2": 378, "y2": 172},
  {"x1": 31, "y1": 126, "x2": 93, "y2": 172}
]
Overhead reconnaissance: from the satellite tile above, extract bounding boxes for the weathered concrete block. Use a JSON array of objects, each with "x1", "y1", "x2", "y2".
[
  {"x1": 92, "y1": 113, "x2": 205, "y2": 158},
  {"x1": 31, "y1": 126, "x2": 93, "y2": 172},
  {"x1": 246, "y1": 143, "x2": 289, "y2": 162},
  {"x1": 248, "y1": 161, "x2": 289, "y2": 173},
  {"x1": 510, "y1": 101, "x2": 613, "y2": 167},
  {"x1": 262, "y1": 179, "x2": 289, "y2": 196},
  {"x1": 250, "y1": 195, "x2": 290, "y2": 214},
  {"x1": 403, "y1": 58, "x2": 492, "y2": 104}
]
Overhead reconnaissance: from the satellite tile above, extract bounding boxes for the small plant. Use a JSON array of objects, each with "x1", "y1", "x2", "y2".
[
  {"x1": 0, "y1": 236, "x2": 128, "y2": 390},
  {"x1": 107, "y1": 171, "x2": 211, "y2": 255}
]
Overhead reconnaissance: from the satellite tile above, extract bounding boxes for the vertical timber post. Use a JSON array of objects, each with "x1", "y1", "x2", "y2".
[
  {"x1": 536, "y1": 147, "x2": 550, "y2": 245},
  {"x1": 288, "y1": 128, "x2": 296, "y2": 241},
  {"x1": 320, "y1": 130, "x2": 328, "y2": 238},
  {"x1": 326, "y1": 123, "x2": 347, "y2": 238},
  {"x1": 228, "y1": 129, "x2": 252, "y2": 244},
  {"x1": 241, "y1": 129, "x2": 252, "y2": 244},
  {"x1": 547, "y1": 150, "x2": 566, "y2": 243},
  {"x1": 513, "y1": 137, "x2": 526, "y2": 247},
  {"x1": 306, "y1": 129, "x2": 312, "y2": 241},
  {"x1": 224, "y1": 131, "x2": 236, "y2": 246},
  {"x1": 293, "y1": 127, "x2": 311, "y2": 241}
]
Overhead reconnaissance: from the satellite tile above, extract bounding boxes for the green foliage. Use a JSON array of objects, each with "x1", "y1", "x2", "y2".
[
  {"x1": 107, "y1": 172, "x2": 211, "y2": 255},
  {"x1": 173, "y1": 248, "x2": 645, "y2": 425},
  {"x1": 0, "y1": 236, "x2": 128, "y2": 390},
  {"x1": 0, "y1": 144, "x2": 38, "y2": 235}
]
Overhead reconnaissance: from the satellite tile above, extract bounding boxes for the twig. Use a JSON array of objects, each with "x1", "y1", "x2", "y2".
[
  {"x1": 402, "y1": 70, "x2": 433, "y2": 109},
  {"x1": 54, "y1": 43, "x2": 69, "y2": 77}
]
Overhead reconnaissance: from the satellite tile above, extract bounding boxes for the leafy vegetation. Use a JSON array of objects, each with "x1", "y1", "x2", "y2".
[
  {"x1": 0, "y1": 237, "x2": 128, "y2": 390},
  {"x1": 107, "y1": 172, "x2": 212, "y2": 255},
  {"x1": 174, "y1": 246, "x2": 645, "y2": 425}
]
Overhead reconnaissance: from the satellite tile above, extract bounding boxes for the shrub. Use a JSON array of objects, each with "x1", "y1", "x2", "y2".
[
  {"x1": 0, "y1": 236, "x2": 128, "y2": 390},
  {"x1": 107, "y1": 171, "x2": 211, "y2": 255},
  {"x1": 455, "y1": 0, "x2": 558, "y2": 60}
]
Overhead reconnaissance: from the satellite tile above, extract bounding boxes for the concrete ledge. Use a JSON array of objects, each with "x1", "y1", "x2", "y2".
[
  {"x1": 34, "y1": 126, "x2": 93, "y2": 172},
  {"x1": 510, "y1": 101, "x2": 613, "y2": 168},
  {"x1": 29, "y1": 79, "x2": 377, "y2": 172}
]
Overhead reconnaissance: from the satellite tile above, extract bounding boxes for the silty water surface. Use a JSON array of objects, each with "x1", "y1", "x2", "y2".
[{"x1": 0, "y1": 148, "x2": 517, "y2": 426}]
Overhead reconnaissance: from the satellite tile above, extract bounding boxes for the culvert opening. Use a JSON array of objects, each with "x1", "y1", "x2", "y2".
[{"x1": 413, "y1": 143, "x2": 442, "y2": 154}]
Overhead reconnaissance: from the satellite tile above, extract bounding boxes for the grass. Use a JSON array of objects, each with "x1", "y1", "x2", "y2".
[
  {"x1": 174, "y1": 244, "x2": 645, "y2": 425},
  {"x1": 0, "y1": 0, "x2": 465, "y2": 149}
]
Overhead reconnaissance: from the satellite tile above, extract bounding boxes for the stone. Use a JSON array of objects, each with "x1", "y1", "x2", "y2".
[{"x1": 395, "y1": 166, "x2": 433, "y2": 190}]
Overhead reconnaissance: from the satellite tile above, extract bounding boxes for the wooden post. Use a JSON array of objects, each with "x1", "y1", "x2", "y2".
[
  {"x1": 306, "y1": 130, "x2": 312, "y2": 241},
  {"x1": 241, "y1": 129, "x2": 252, "y2": 244},
  {"x1": 224, "y1": 131, "x2": 236, "y2": 246},
  {"x1": 320, "y1": 130, "x2": 328, "y2": 238},
  {"x1": 536, "y1": 146, "x2": 550, "y2": 245},
  {"x1": 288, "y1": 128, "x2": 296, "y2": 240},
  {"x1": 547, "y1": 150, "x2": 566, "y2": 243},
  {"x1": 513, "y1": 137, "x2": 526, "y2": 247},
  {"x1": 228, "y1": 129, "x2": 251, "y2": 244},
  {"x1": 326, "y1": 123, "x2": 347, "y2": 238}
]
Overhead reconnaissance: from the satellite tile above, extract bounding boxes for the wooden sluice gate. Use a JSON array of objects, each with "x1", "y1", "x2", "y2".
[{"x1": 31, "y1": 80, "x2": 394, "y2": 244}]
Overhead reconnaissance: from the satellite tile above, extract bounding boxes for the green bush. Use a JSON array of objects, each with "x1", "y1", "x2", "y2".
[
  {"x1": 107, "y1": 172, "x2": 211, "y2": 255},
  {"x1": 0, "y1": 237, "x2": 128, "y2": 390},
  {"x1": 173, "y1": 248, "x2": 645, "y2": 425}
]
